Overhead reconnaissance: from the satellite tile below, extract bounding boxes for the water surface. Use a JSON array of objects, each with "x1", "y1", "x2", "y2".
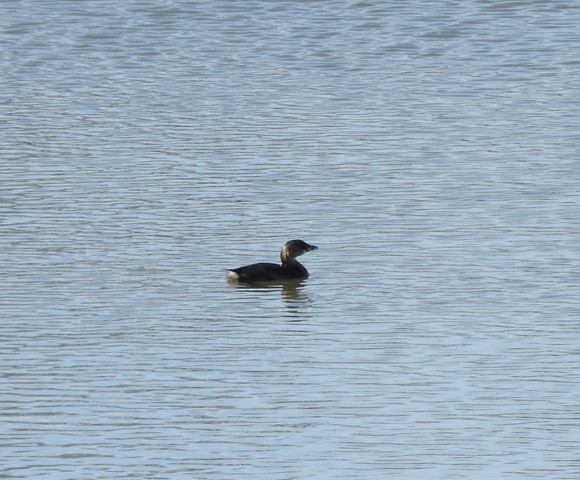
[{"x1": 1, "y1": 1, "x2": 579, "y2": 479}]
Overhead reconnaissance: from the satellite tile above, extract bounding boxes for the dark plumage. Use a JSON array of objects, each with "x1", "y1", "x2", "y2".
[{"x1": 227, "y1": 240, "x2": 318, "y2": 283}]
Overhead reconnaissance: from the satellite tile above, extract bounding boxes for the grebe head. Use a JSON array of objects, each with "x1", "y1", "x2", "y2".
[{"x1": 280, "y1": 239, "x2": 318, "y2": 264}]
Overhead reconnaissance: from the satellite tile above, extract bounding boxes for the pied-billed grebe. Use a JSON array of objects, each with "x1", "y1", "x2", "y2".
[{"x1": 227, "y1": 239, "x2": 318, "y2": 283}]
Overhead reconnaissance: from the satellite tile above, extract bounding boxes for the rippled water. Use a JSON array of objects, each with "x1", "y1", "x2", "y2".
[{"x1": 2, "y1": 1, "x2": 579, "y2": 478}]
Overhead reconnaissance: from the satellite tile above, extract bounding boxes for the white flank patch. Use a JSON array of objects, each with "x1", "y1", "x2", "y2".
[{"x1": 226, "y1": 270, "x2": 239, "y2": 281}]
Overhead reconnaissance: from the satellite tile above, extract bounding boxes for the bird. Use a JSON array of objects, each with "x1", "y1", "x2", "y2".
[{"x1": 227, "y1": 239, "x2": 318, "y2": 283}]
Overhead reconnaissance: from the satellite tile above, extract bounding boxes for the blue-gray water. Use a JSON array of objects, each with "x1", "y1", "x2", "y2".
[{"x1": 1, "y1": 1, "x2": 579, "y2": 479}]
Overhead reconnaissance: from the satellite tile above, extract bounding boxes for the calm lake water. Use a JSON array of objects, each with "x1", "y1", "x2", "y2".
[{"x1": 1, "y1": 1, "x2": 579, "y2": 478}]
